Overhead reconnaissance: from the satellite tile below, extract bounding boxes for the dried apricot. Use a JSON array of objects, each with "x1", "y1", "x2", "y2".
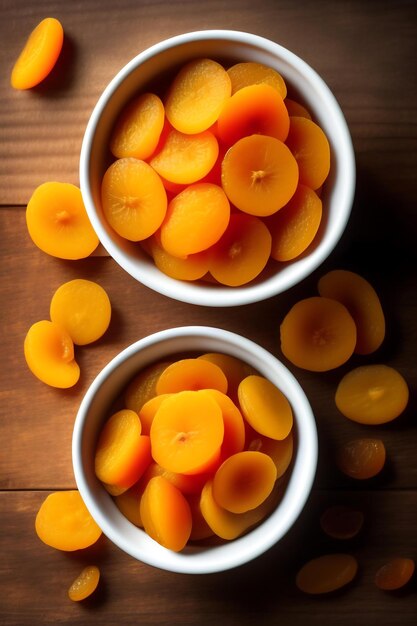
[
  {"x1": 375, "y1": 558, "x2": 415, "y2": 590},
  {"x1": 320, "y1": 505, "x2": 364, "y2": 540},
  {"x1": 280, "y1": 296, "x2": 357, "y2": 371},
  {"x1": 238, "y1": 375, "x2": 293, "y2": 440},
  {"x1": 318, "y1": 270, "x2": 385, "y2": 354},
  {"x1": 68, "y1": 566, "x2": 100, "y2": 602},
  {"x1": 227, "y1": 61, "x2": 287, "y2": 98},
  {"x1": 335, "y1": 364, "x2": 409, "y2": 424},
  {"x1": 286, "y1": 116, "x2": 330, "y2": 190},
  {"x1": 296, "y1": 554, "x2": 358, "y2": 594},
  {"x1": 336, "y1": 438, "x2": 386, "y2": 479}
]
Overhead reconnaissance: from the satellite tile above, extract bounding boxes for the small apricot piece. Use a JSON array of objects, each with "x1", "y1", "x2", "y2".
[
  {"x1": 221, "y1": 134, "x2": 299, "y2": 216},
  {"x1": 198, "y1": 352, "x2": 255, "y2": 400},
  {"x1": 205, "y1": 389, "x2": 246, "y2": 460},
  {"x1": 335, "y1": 364, "x2": 409, "y2": 425},
  {"x1": 140, "y1": 476, "x2": 192, "y2": 551},
  {"x1": 296, "y1": 554, "x2": 358, "y2": 594},
  {"x1": 150, "y1": 127, "x2": 219, "y2": 184},
  {"x1": 208, "y1": 213, "x2": 272, "y2": 287},
  {"x1": 318, "y1": 270, "x2": 385, "y2": 355},
  {"x1": 375, "y1": 558, "x2": 415, "y2": 591},
  {"x1": 286, "y1": 116, "x2": 331, "y2": 190},
  {"x1": 217, "y1": 84, "x2": 289, "y2": 146},
  {"x1": 200, "y1": 479, "x2": 277, "y2": 540},
  {"x1": 336, "y1": 438, "x2": 386, "y2": 479},
  {"x1": 159, "y1": 183, "x2": 230, "y2": 257},
  {"x1": 110, "y1": 93, "x2": 165, "y2": 159},
  {"x1": 188, "y1": 494, "x2": 215, "y2": 541},
  {"x1": 114, "y1": 480, "x2": 145, "y2": 527},
  {"x1": 35, "y1": 491, "x2": 102, "y2": 551},
  {"x1": 227, "y1": 61, "x2": 287, "y2": 98},
  {"x1": 267, "y1": 184, "x2": 322, "y2": 261},
  {"x1": 125, "y1": 360, "x2": 172, "y2": 413},
  {"x1": 212, "y1": 451, "x2": 277, "y2": 513},
  {"x1": 156, "y1": 358, "x2": 228, "y2": 395},
  {"x1": 247, "y1": 431, "x2": 293, "y2": 478},
  {"x1": 24, "y1": 320, "x2": 80, "y2": 388},
  {"x1": 68, "y1": 566, "x2": 100, "y2": 602},
  {"x1": 95, "y1": 410, "x2": 151, "y2": 490},
  {"x1": 284, "y1": 99, "x2": 312, "y2": 120},
  {"x1": 165, "y1": 58, "x2": 231, "y2": 134},
  {"x1": 150, "y1": 390, "x2": 224, "y2": 475},
  {"x1": 320, "y1": 505, "x2": 364, "y2": 540},
  {"x1": 101, "y1": 158, "x2": 167, "y2": 241},
  {"x1": 148, "y1": 235, "x2": 210, "y2": 281},
  {"x1": 49, "y1": 279, "x2": 111, "y2": 345},
  {"x1": 138, "y1": 394, "x2": 172, "y2": 435},
  {"x1": 26, "y1": 182, "x2": 99, "y2": 260},
  {"x1": 11, "y1": 17, "x2": 64, "y2": 90},
  {"x1": 280, "y1": 296, "x2": 357, "y2": 372},
  {"x1": 238, "y1": 375, "x2": 293, "y2": 440}
]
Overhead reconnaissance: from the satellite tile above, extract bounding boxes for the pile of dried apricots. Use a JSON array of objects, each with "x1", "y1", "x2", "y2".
[
  {"x1": 12, "y1": 17, "x2": 414, "y2": 601},
  {"x1": 102, "y1": 56, "x2": 329, "y2": 285}
]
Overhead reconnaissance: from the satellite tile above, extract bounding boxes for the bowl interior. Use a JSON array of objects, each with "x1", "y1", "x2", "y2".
[
  {"x1": 80, "y1": 30, "x2": 355, "y2": 306},
  {"x1": 72, "y1": 326, "x2": 318, "y2": 574}
]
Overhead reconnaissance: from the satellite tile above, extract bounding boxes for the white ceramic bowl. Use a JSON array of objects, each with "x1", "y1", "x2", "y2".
[
  {"x1": 72, "y1": 326, "x2": 318, "y2": 574},
  {"x1": 79, "y1": 30, "x2": 355, "y2": 307}
]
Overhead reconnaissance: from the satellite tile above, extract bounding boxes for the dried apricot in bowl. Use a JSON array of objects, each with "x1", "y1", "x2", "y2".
[
  {"x1": 26, "y1": 182, "x2": 99, "y2": 260},
  {"x1": 280, "y1": 296, "x2": 357, "y2": 372},
  {"x1": 11, "y1": 17, "x2": 64, "y2": 90},
  {"x1": 24, "y1": 320, "x2": 80, "y2": 388},
  {"x1": 227, "y1": 61, "x2": 287, "y2": 98},
  {"x1": 335, "y1": 364, "x2": 409, "y2": 424},
  {"x1": 35, "y1": 491, "x2": 102, "y2": 550}
]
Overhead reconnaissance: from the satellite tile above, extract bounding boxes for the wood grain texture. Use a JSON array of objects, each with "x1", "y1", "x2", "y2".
[{"x1": 1, "y1": 0, "x2": 417, "y2": 624}]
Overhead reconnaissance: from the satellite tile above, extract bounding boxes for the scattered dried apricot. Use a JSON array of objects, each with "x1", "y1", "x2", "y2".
[
  {"x1": 336, "y1": 438, "x2": 386, "y2": 479},
  {"x1": 320, "y1": 505, "x2": 364, "y2": 540},
  {"x1": 375, "y1": 558, "x2": 415, "y2": 590},
  {"x1": 296, "y1": 554, "x2": 358, "y2": 594},
  {"x1": 68, "y1": 566, "x2": 100, "y2": 602}
]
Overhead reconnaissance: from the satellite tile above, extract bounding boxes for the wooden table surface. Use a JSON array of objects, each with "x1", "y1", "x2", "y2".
[{"x1": 1, "y1": 0, "x2": 416, "y2": 624}]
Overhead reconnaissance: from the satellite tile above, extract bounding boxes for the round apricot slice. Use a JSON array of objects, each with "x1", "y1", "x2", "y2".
[
  {"x1": 110, "y1": 92, "x2": 165, "y2": 159},
  {"x1": 247, "y1": 431, "x2": 293, "y2": 478},
  {"x1": 165, "y1": 58, "x2": 231, "y2": 134},
  {"x1": 68, "y1": 566, "x2": 100, "y2": 602},
  {"x1": 280, "y1": 296, "x2": 357, "y2": 371},
  {"x1": 26, "y1": 182, "x2": 99, "y2": 260},
  {"x1": 150, "y1": 390, "x2": 224, "y2": 475},
  {"x1": 320, "y1": 505, "x2": 364, "y2": 540},
  {"x1": 336, "y1": 438, "x2": 386, "y2": 479},
  {"x1": 159, "y1": 183, "x2": 230, "y2": 257},
  {"x1": 101, "y1": 158, "x2": 167, "y2": 241},
  {"x1": 227, "y1": 61, "x2": 287, "y2": 98},
  {"x1": 335, "y1": 364, "x2": 409, "y2": 424},
  {"x1": 284, "y1": 99, "x2": 312, "y2": 120},
  {"x1": 217, "y1": 83, "x2": 289, "y2": 146},
  {"x1": 138, "y1": 394, "x2": 172, "y2": 436},
  {"x1": 200, "y1": 479, "x2": 278, "y2": 541},
  {"x1": 208, "y1": 213, "x2": 272, "y2": 287},
  {"x1": 375, "y1": 558, "x2": 415, "y2": 591},
  {"x1": 296, "y1": 554, "x2": 358, "y2": 594},
  {"x1": 267, "y1": 184, "x2": 322, "y2": 261},
  {"x1": 148, "y1": 235, "x2": 210, "y2": 281},
  {"x1": 221, "y1": 134, "x2": 299, "y2": 216},
  {"x1": 124, "y1": 360, "x2": 172, "y2": 413},
  {"x1": 50, "y1": 279, "x2": 111, "y2": 345},
  {"x1": 11, "y1": 17, "x2": 64, "y2": 90},
  {"x1": 114, "y1": 480, "x2": 145, "y2": 527},
  {"x1": 205, "y1": 389, "x2": 246, "y2": 460},
  {"x1": 95, "y1": 410, "x2": 151, "y2": 490},
  {"x1": 318, "y1": 270, "x2": 386, "y2": 355},
  {"x1": 156, "y1": 358, "x2": 228, "y2": 394},
  {"x1": 238, "y1": 375, "x2": 293, "y2": 440},
  {"x1": 286, "y1": 116, "x2": 331, "y2": 190},
  {"x1": 212, "y1": 451, "x2": 277, "y2": 513},
  {"x1": 150, "y1": 127, "x2": 218, "y2": 184},
  {"x1": 24, "y1": 320, "x2": 80, "y2": 388},
  {"x1": 35, "y1": 490, "x2": 102, "y2": 551},
  {"x1": 140, "y1": 476, "x2": 192, "y2": 551}
]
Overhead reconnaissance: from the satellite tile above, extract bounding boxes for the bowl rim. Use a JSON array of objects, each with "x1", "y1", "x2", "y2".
[
  {"x1": 80, "y1": 29, "x2": 356, "y2": 307},
  {"x1": 72, "y1": 325, "x2": 318, "y2": 574}
]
